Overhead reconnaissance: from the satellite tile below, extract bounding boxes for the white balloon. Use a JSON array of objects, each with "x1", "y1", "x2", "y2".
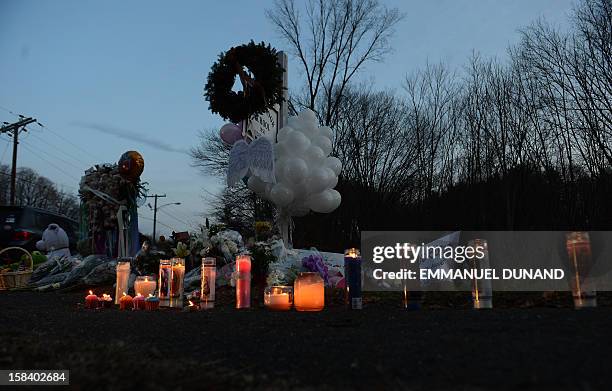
[
  {"x1": 284, "y1": 158, "x2": 309, "y2": 184},
  {"x1": 325, "y1": 156, "x2": 342, "y2": 176},
  {"x1": 303, "y1": 145, "x2": 325, "y2": 167},
  {"x1": 274, "y1": 158, "x2": 287, "y2": 182},
  {"x1": 318, "y1": 126, "x2": 333, "y2": 140},
  {"x1": 287, "y1": 116, "x2": 305, "y2": 131},
  {"x1": 285, "y1": 130, "x2": 311, "y2": 154},
  {"x1": 299, "y1": 108, "x2": 318, "y2": 124},
  {"x1": 274, "y1": 141, "x2": 287, "y2": 157},
  {"x1": 277, "y1": 126, "x2": 294, "y2": 142},
  {"x1": 307, "y1": 189, "x2": 341, "y2": 213},
  {"x1": 247, "y1": 110, "x2": 342, "y2": 216},
  {"x1": 314, "y1": 135, "x2": 332, "y2": 156},
  {"x1": 328, "y1": 174, "x2": 338, "y2": 189},
  {"x1": 306, "y1": 167, "x2": 333, "y2": 194},
  {"x1": 270, "y1": 184, "x2": 294, "y2": 207},
  {"x1": 247, "y1": 176, "x2": 266, "y2": 194}
]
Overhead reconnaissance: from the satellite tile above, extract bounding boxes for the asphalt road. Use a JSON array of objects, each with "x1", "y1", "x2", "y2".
[{"x1": 0, "y1": 289, "x2": 611, "y2": 390}]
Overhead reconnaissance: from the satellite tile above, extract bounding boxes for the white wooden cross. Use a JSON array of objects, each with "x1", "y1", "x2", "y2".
[{"x1": 243, "y1": 51, "x2": 288, "y2": 141}]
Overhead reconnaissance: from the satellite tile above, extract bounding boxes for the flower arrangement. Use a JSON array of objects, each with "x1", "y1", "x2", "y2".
[
  {"x1": 173, "y1": 242, "x2": 190, "y2": 258},
  {"x1": 302, "y1": 253, "x2": 329, "y2": 284}
]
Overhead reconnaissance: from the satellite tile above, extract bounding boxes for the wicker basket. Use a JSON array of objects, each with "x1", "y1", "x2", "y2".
[{"x1": 0, "y1": 247, "x2": 33, "y2": 290}]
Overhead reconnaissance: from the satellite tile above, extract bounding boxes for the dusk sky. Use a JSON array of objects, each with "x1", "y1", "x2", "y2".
[{"x1": 0, "y1": 0, "x2": 574, "y2": 236}]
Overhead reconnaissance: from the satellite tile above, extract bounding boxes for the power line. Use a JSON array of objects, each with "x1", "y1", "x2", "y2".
[
  {"x1": 20, "y1": 138, "x2": 87, "y2": 174},
  {"x1": 158, "y1": 208, "x2": 191, "y2": 227},
  {"x1": 0, "y1": 104, "x2": 20, "y2": 119},
  {"x1": 138, "y1": 214, "x2": 174, "y2": 230},
  {"x1": 0, "y1": 140, "x2": 8, "y2": 165},
  {"x1": 37, "y1": 122, "x2": 105, "y2": 162},
  {"x1": 27, "y1": 130, "x2": 92, "y2": 168},
  {"x1": 19, "y1": 143, "x2": 80, "y2": 187}
]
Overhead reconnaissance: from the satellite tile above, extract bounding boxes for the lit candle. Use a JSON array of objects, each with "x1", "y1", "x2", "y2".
[
  {"x1": 235, "y1": 255, "x2": 251, "y2": 309},
  {"x1": 171, "y1": 258, "x2": 186, "y2": 297},
  {"x1": 158, "y1": 259, "x2": 172, "y2": 305},
  {"x1": 184, "y1": 300, "x2": 198, "y2": 312},
  {"x1": 294, "y1": 272, "x2": 324, "y2": 311},
  {"x1": 170, "y1": 258, "x2": 186, "y2": 308},
  {"x1": 119, "y1": 292, "x2": 133, "y2": 310},
  {"x1": 85, "y1": 290, "x2": 99, "y2": 309},
  {"x1": 201, "y1": 258, "x2": 216, "y2": 310},
  {"x1": 101, "y1": 293, "x2": 113, "y2": 309},
  {"x1": 134, "y1": 276, "x2": 156, "y2": 298},
  {"x1": 115, "y1": 261, "x2": 131, "y2": 305},
  {"x1": 133, "y1": 294, "x2": 145, "y2": 310},
  {"x1": 344, "y1": 248, "x2": 362, "y2": 310},
  {"x1": 264, "y1": 286, "x2": 293, "y2": 311},
  {"x1": 565, "y1": 232, "x2": 597, "y2": 308},
  {"x1": 468, "y1": 239, "x2": 493, "y2": 309},
  {"x1": 145, "y1": 294, "x2": 160, "y2": 311}
]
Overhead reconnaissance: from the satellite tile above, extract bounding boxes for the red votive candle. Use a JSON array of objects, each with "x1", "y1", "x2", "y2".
[
  {"x1": 133, "y1": 294, "x2": 145, "y2": 310},
  {"x1": 119, "y1": 292, "x2": 133, "y2": 310},
  {"x1": 85, "y1": 290, "x2": 99, "y2": 309}
]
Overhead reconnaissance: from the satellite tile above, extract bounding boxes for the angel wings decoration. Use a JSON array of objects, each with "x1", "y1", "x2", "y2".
[{"x1": 227, "y1": 137, "x2": 275, "y2": 187}]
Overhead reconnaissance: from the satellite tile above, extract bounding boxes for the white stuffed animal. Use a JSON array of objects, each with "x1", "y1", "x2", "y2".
[{"x1": 36, "y1": 223, "x2": 71, "y2": 259}]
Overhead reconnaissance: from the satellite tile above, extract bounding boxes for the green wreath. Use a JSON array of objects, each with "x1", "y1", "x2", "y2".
[{"x1": 205, "y1": 41, "x2": 285, "y2": 123}]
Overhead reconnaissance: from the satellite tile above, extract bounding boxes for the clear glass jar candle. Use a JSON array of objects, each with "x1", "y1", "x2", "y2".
[
  {"x1": 134, "y1": 275, "x2": 156, "y2": 297},
  {"x1": 294, "y1": 272, "x2": 324, "y2": 311},
  {"x1": 264, "y1": 286, "x2": 293, "y2": 311}
]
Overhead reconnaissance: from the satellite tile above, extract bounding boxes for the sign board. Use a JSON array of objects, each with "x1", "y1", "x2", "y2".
[{"x1": 244, "y1": 51, "x2": 288, "y2": 142}]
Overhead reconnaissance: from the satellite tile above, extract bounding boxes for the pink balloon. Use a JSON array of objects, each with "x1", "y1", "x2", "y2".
[{"x1": 219, "y1": 123, "x2": 243, "y2": 145}]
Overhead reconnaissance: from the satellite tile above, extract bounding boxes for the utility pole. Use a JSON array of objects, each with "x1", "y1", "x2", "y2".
[
  {"x1": 0, "y1": 116, "x2": 37, "y2": 205},
  {"x1": 146, "y1": 194, "x2": 166, "y2": 245}
]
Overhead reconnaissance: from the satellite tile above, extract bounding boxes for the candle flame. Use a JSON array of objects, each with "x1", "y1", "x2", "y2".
[
  {"x1": 88, "y1": 290, "x2": 93, "y2": 295},
  {"x1": 136, "y1": 292, "x2": 142, "y2": 297},
  {"x1": 102, "y1": 293, "x2": 111, "y2": 300},
  {"x1": 188, "y1": 300, "x2": 194, "y2": 307},
  {"x1": 122, "y1": 292, "x2": 127, "y2": 297},
  {"x1": 145, "y1": 277, "x2": 148, "y2": 282},
  {"x1": 346, "y1": 248, "x2": 360, "y2": 258},
  {"x1": 148, "y1": 294, "x2": 154, "y2": 298}
]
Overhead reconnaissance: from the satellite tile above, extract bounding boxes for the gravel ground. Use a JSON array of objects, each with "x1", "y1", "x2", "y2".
[{"x1": 0, "y1": 288, "x2": 611, "y2": 391}]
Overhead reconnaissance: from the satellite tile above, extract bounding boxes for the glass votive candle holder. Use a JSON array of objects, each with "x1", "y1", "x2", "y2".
[
  {"x1": 294, "y1": 272, "x2": 324, "y2": 312},
  {"x1": 264, "y1": 286, "x2": 293, "y2": 311},
  {"x1": 134, "y1": 275, "x2": 157, "y2": 298}
]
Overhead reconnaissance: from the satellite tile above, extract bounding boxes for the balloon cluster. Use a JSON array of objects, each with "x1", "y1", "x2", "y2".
[{"x1": 247, "y1": 109, "x2": 342, "y2": 216}]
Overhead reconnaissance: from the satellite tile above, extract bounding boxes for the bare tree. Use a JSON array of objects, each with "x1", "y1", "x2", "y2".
[
  {"x1": 0, "y1": 164, "x2": 80, "y2": 219},
  {"x1": 266, "y1": 0, "x2": 403, "y2": 125}
]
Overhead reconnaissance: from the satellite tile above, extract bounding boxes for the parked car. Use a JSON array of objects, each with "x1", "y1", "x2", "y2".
[{"x1": 0, "y1": 206, "x2": 79, "y2": 257}]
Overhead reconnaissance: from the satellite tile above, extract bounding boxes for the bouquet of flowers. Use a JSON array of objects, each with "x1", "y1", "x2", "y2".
[{"x1": 302, "y1": 252, "x2": 329, "y2": 284}]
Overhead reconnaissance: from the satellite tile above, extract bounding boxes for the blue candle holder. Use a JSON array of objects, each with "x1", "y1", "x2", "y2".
[{"x1": 344, "y1": 248, "x2": 362, "y2": 310}]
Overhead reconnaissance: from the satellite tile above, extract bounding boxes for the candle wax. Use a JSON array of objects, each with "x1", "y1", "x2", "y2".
[{"x1": 266, "y1": 293, "x2": 291, "y2": 311}]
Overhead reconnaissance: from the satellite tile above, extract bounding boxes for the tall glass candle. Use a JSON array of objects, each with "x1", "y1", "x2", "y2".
[
  {"x1": 158, "y1": 259, "x2": 172, "y2": 306},
  {"x1": 201, "y1": 257, "x2": 216, "y2": 309},
  {"x1": 170, "y1": 258, "x2": 185, "y2": 308},
  {"x1": 134, "y1": 275, "x2": 156, "y2": 297},
  {"x1": 566, "y1": 232, "x2": 597, "y2": 308},
  {"x1": 115, "y1": 260, "x2": 131, "y2": 305},
  {"x1": 235, "y1": 255, "x2": 251, "y2": 309},
  {"x1": 294, "y1": 272, "x2": 324, "y2": 311},
  {"x1": 468, "y1": 239, "x2": 493, "y2": 309},
  {"x1": 344, "y1": 248, "x2": 362, "y2": 310}
]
